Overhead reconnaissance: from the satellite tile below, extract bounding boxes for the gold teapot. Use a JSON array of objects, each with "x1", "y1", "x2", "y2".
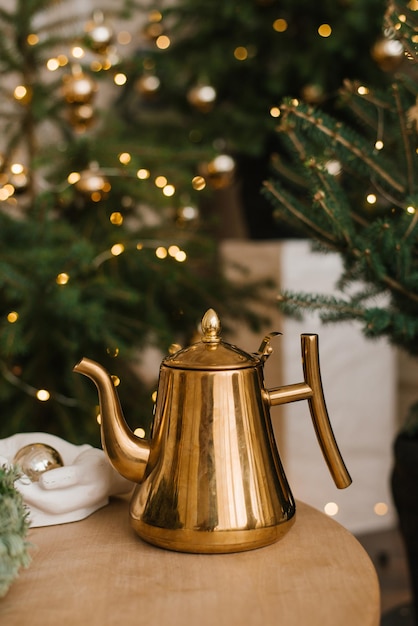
[{"x1": 74, "y1": 309, "x2": 351, "y2": 554}]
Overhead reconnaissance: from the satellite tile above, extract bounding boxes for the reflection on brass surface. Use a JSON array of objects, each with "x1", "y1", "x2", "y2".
[{"x1": 74, "y1": 308, "x2": 351, "y2": 553}]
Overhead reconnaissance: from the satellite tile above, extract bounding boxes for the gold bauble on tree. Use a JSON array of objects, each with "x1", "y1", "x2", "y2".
[
  {"x1": 200, "y1": 154, "x2": 236, "y2": 189},
  {"x1": 176, "y1": 203, "x2": 200, "y2": 226},
  {"x1": 84, "y1": 11, "x2": 114, "y2": 55},
  {"x1": 371, "y1": 35, "x2": 404, "y2": 72},
  {"x1": 187, "y1": 83, "x2": 217, "y2": 113},
  {"x1": 75, "y1": 162, "x2": 111, "y2": 200},
  {"x1": 67, "y1": 103, "x2": 95, "y2": 132},
  {"x1": 135, "y1": 73, "x2": 161, "y2": 100},
  {"x1": 62, "y1": 66, "x2": 98, "y2": 105}
]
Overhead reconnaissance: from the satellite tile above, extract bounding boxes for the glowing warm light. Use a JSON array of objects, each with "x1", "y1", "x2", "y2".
[
  {"x1": 136, "y1": 243, "x2": 144, "y2": 250},
  {"x1": 14, "y1": 85, "x2": 28, "y2": 100},
  {"x1": 71, "y1": 46, "x2": 85, "y2": 58},
  {"x1": 46, "y1": 58, "x2": 60, "y2": 71},
  {"x1": 27, "y1": 33, "x2": 39, "y2": 45},
  {"x1": 117, "y1": 31, "x2": 132, "y2": 45},
  {"x1": 175, "y1": 250, "x2": 187, "y2": 262},
  {"x1": 163, "y1": 184, "x2": 175, "y2": 197},
  {"x1": 0, "y1": 185, "x2": 14, "y2": 200},
  {"x1": 374, "y1": 502, "x2": 389, "y2": 516},
  {"x1": 273, "y1": 18, "x2": 288, "y2": 32},
  {"x1": 96, "y1": 413, "x2": 101, "y2": 425},
  {"x1": 134, "y1": 427, "x2": 146, "y2": 438},
  {"x1": 10, "y1": 163, "x2": 24, "y2": 175},
  {"x1": 7, "y1": 311, "x2": 19, "y2": 323},
  {"x1": 168, "y1": 245, "x2": 180, "y2": 257},
  {"x1": 114, "y1": 73, "x2": 127, "y2": 86},
  {"x1": 357, "y1": 85, "x2": 369, "y2": 95},
  {"x1": 151, "y1": 391, "x2": 158, "y2": 402},
  {"x1": 110, "y1": 211, "x2": 124, "y2": 225},
  {"x1": 270, "y1": 106, "x2": 281, "y2": 118},
  {"x1": 366, "y1": 193, "x2": 377, "y2": 204},
  {"x1": 291, "y1": 98, "x2": 299, "y2": 106},
  {"x1": 111, "y1": 375, "x2": 120, "y2": 386},
  {"x1": 136, "y1": 168, "x2": 150, "y2": 180},
  {"x1": 318, "y1": 24, "x2": 332, "y2": 37},
  {"x1": 324, "y1": 502, "x2": 339, "y2": 516},
  {"x1": 234, "y1": 46, "x2": 248, "y2": 61},
  {"x1": 57, "y1": 55, "x2": 68, "y2": 67},
  {"x1": 56, "y1": 273, "x2": 70, "y2": 285},
  {"x1": 155, "y1": 175, "x2": 168, "y2": 188},
  {"x1": 91, "y1": 61, "x2": 103, "y2": 72},
  {"x1": 106, "y1": 347, "x2": 120, "y2": 357},
  {"x1": 118, "y1": 152, "x2": 131, "y2": 164},
  {"x1": 156, "y1": 35, "x2": 170, "y2": 49},
  {"x1": 68, "y1": 172, "x2": 81, "y2": 184},
  {"x1": 156, "y1": 246, "x2": 168, "y2": 259},
  {"x1": 36, "y1": 389, "x2": 50, "y2": 402},
  {"x1": 375, "y1": 140, "x2": 384, "y2": 150},
  {"x1": 111, "y1": 243, "x2": 125, "y2": 256},
  {"x1": 407, "y1": 206, "x2": 416, "y2": 215},
  {"x1": 192, "y1": 176, "x2": 206, "y2": 191}
]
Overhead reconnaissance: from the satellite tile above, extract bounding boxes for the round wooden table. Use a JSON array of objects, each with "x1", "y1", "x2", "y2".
[{"x1": 0, "y1": 496, "x2": 380, "y2": 626}]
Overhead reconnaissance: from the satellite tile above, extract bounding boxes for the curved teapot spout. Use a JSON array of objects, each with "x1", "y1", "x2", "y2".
[{"x1": 73, "y1": 358, "x2": 151, "y2": 483}]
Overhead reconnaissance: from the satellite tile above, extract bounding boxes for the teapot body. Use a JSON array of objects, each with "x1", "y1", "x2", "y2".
[
  {"x1": 130, "y1": 362, "x2": 295, "y2": 553},
  {"x1": 74, "y1": 309, "x2": 351, "y2": 554}
]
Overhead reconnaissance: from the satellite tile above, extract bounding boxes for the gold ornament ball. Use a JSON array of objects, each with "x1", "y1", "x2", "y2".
[
  {"x1": 187, "y1": 84, "x2": 217, "y2": 113},
  {"x1": 13, "y1": 443, "x2": 64, "y2": 482},
  {"x1": 176, "y1": 203, "x2": 200, "y2": 225},
  {"x1": 67, "y1": 103, "x2": 95, "y2": 132},
  {"x1": 200, "y1": 154, "x2": 236, "y2": 189},
  {"x1": 371, "y1": 36, "x2": 404, "y2": 72},
  {"x1": 135, "y1": 74, "x2": 161, "y2": 99},
  {"x1": 85, "y1": 23, "x2": 113, "y2": 55},
  {"x1": 62, "y1": 71, "x2": 98, "y2": 105},
  {"x1": 75, "y1": 164, "x2": 111, "y2": 199}
]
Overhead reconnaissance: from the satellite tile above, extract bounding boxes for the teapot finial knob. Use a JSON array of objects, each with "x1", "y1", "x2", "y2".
[{"x1": 201, "y1": 309, "x2": 221, "y2": 344}]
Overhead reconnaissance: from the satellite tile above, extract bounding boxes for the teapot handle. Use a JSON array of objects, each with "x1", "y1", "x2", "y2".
[{"x1": 266, "y1": 334, "x2": 352, "y2": 489}]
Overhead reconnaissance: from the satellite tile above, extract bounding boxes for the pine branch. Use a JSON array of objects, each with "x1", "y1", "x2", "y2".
[
  {"x1": 279, "y1": 102, "x2": 405, "y2": 194},
  {"x1": 262, "y1": 179, "x2": 339, "y2": 246}
]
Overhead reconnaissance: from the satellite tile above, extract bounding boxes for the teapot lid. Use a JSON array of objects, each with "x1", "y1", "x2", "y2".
[{"x1": 163, "y1": 309, "x2": 260, "y2": 371}]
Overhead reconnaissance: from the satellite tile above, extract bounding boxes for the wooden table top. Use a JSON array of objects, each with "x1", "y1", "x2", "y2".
[{"x1": 0, "y1": 496, "x2": 380, "y2": 626}]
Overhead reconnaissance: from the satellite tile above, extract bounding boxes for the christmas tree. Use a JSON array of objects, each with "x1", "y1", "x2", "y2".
[
  {"x1": 0, "y1": 0, "x2": 267, "y2": 445},
  {"x1": 263, "y1": 0, "x2": 418, "y2": 426}
]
